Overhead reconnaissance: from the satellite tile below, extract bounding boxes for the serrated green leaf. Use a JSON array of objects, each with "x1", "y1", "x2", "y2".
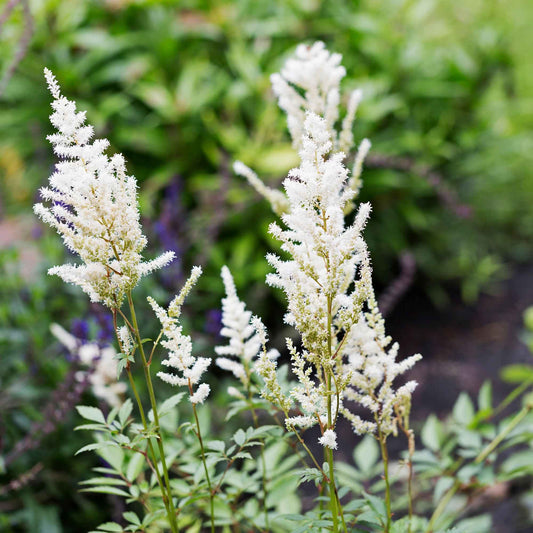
[
  {"x1": 159, "y1": 392, "x2": 185, "y2": 417},
  {"x1": 453, "y1": 393, "x2": 475, "y2": 426},
  {"x1": 76, "y1": 442, "x2": 115, "y2": 456},
  {"x1": 80, "y1": 477, "x2": 127, "y2": 486},
  {"x1": 354, "y1": 434, "x2": 379, "y2": 472},
  {"x1": 74, "y1": 423, "x2": 108, "y2": 432},
  {"x1": 77, "y1": 405, "x2": 106, "y2": 424},
  {"x1": 434, "y1": 476, "x2": 455, "y2": 504},
  {"x1": 126, "y1": 452, "x2": 145, "y2": 482},
  {"x1": 118, "y1": 399, "x2": 133, "y2": 426},
  {"x1": 93, "y1": 522, "x2": 123, "y2": 532},
  {"x1": 421, "y1": 414, "x2": 444, "y2": 451},
  {"x1": 206, "y1": 440, "x2": 225, "y2": 453},
  {"x1": 123, "y1": 511, "x2": 141, "y2": 526},
  {"x1": 233, "y1": 428, "x2": 246, "y2": 446}
]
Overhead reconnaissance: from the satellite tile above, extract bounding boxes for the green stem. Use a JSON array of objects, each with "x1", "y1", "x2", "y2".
[
  {"x1": 126, "y1": 369, "x2": 172, "y2": 520},
  {"x1": 475, "y1": 404, "x2": 531, "y2": 464},
  {"x1": 377, "y1": 426, "x2": 392, "y2": 532},
  {"x1": 247, "y1": 382, "x2": 270, "y2": 532},
  {"x1": 127, "y1": 293, "x2": 179, "y2": 533},
  {"x1": 112, "y1": 309, "x2": 173, "y2": 523},
  {"x1": 191, "y1": 400, "x2": 215, "y2": 533}
]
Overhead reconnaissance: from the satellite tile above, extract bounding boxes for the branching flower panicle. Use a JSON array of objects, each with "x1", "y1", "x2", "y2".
[
  {"x1": 215, "y1": 266, "x2": 279, "y2": 389},
  {"x1": 34, "y1": 69, "x2": 174, "y2": 308},
  {"x1": 149, "y1": 266, "x2": 210, "y2": 404},
  {"x1": 253, "y1": 43, "x2": 421, "y2": 447}
]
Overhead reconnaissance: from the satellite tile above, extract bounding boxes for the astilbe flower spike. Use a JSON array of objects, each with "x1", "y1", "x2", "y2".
[
  {"x1": 148, "y1": 266, "x2": 211, "y2": 405},
  {"x1": 248, "y1": 43, "x2": 421, "y2": 447},
  {"x1": 34, "y1": 69, "x2": 174, "y2": 308},
  {"x1": 215, "y1": 266, "x2": 279, "y2": 389}
]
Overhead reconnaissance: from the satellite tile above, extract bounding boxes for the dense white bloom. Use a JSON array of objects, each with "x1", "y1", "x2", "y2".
[
  {"x1": 215, "y1": 267, "x2": 280, "y2": 388},
  {"x1": 51, "y1": 324, "x2": 126, "y2": 407},
  {"x1": 235, "y1": 42, "x2": 370, "y2": 217},
  {"x1": 253, "y1": 44, "x2": 420, "y2": 440},
  {"x1": 271, "y1": 41, "x2": 345, "y2": 150},
  {"x1": 190, "y1": 383, "x2": 210, "y2": 405},
  {"x1": 149, "y1": 267, "x2": 210, "y2": 404},
  {"x1": 34, "y1": 69, "x2": 174, "y2": 308},
  {"x1": 318, "y1": 429, "x2": 338, "y2": 450},
  {"x1": 118, "y1": 325, "x2": 133, "y2": 355}
]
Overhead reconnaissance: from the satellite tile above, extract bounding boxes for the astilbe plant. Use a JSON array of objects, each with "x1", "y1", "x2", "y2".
[{"x1": 32, "y1": 43, "x2": 533, "y2": 533}]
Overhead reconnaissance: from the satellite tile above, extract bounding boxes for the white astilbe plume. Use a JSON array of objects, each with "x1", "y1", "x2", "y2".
[
  {"x1": 258, "y1": 80, "x2": 420, "y2": 437},
  {"x1": 271, "y1": 41, "x2": 367, "y2": 156},
  {"x1": 215, "y1": 266, "x2": 278, "y2": 387},
  {"x1": 236, "y1": 42, "x2": 370, "y2": 220},
  {"x1": 148, "y1": 267, "x2": 210, "y2": 405},
  {"x1": 340, "y1": 292, "x2": 422, "y2": 436},
  {"x1": 34, "y1": 69, "x2": 174, "y2": 308},
  {"x1": 50, "y1": 324, "x2": 127, "y2": 408}
]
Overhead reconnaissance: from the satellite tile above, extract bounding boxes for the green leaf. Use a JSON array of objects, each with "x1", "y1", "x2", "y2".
[
  {"x1": 453, "y1": 393, "x2": 475, "y2": 426},
  {"x1": 75, "y1": 442, "x2": 116, "y2": 456},
  {"x1": 74, "y1": 423, "x2": 108, "y2": 432},
  {"x1": 478, "y1": 381, "x2": 492, "y2": 411},
  {"x1": 421, "y1": 414, "x2": 444, "y2": 451},
  {"x1": 80, "y1": 486, "x2": 131, "y2": 498},
  {"x1": 123, "y1": 511, "x2": 141, "y2": 526},
  {"x1": 159, "y1": 392, "x2": 185, "y2": 417},
  {"x1": 206, "y1": 440, "x2": 225, "y2": 453},
  {"x1": 126, "y1": 452, "x2": 145, "y2": 482},
  {"x1": 118, "y1": 399, "x2": 133, "y2": 426},
  {"x1": 77, "y1": 405, "x2": 106, "y2": 424},
  {"x1": 80, "y1": 477, "x2": 127, "y2": 486},
  {"x1": 233, "y1": 428, "x2": 246, "y2": 446},
  {"x1": 500, "y1": 364, "x2": 533, "y2": 384},
  {"x1": 353, "y1": 435, "x2": 379, "y2": 473},
  {"x1": 92, "y1": 522, "x2": 123, "y2": 532},
  {"x1": 434, "y1": 476, "x2": 455, "y2": 505},
  {"x1": 455, "y1": 514, "x2": 492, "y2": 532}
]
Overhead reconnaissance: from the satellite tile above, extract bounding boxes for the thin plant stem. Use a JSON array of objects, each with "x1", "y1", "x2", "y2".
[
  {"x1": 112, "y1": 309, "x2": 173, "y2": 523},
  {"x1": 246, "y1": 379, "x2": 270, "y2": 532},
  {"x1": 190, "y1": 396, "x2": 215, "y2": 533},
  {"x1": 377, "y1": 425, "x2": 392, "y2": 532},
  {"x1": 490, "y1": 379, "x2": 533, "y2": 419},
  {"x1": 126, "y1": 292, "x2": 179, "y2": 533}
]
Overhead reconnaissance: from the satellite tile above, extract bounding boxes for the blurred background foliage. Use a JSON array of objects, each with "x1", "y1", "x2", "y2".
[{"x1": 1, "y1": 0, "x2": 532, "y2": 530}]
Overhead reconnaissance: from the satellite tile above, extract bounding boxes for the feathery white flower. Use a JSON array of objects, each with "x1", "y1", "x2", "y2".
[
  {"x1": 271, "y1": 41, "x2": 345, "y2": 150},
  {"x1": 256, "y1": 44, "x2": 421, "y2": 439},
  {"x1": 34, "y1": 69, "x2": 174, "y2": 308},
  {"x1": 190, "y1": 383, "x2": 210, "y2": 405},
  {"x1": 319, "y1": 429, "x2": 338, "y2": 450},
  {"x1": 149, "y1": 267, "x2": 210, "y2": 404},
  {"x1": 215, "y1": 266, "x2": 264, "y2": 387}
]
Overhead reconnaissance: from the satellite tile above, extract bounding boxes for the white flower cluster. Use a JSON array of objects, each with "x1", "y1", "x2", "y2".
[
  {"x1": 340, "y1": 293, "x2": 422, "y2": 436},
  {"x1": 235, "y1": 41, "x2": 370, "y2": 219},
  {"x1": 250, "y1": 43, "x2": 421, "y2": 446},
  {"x1": 34, "y1": 69, "x2": 174, "y2": 308},
  {"x1": 51, "y1": 323, "x2": 126, "y2": 408},
  {"x1": 149, "y1": 267, "x2": 211, "y2": 405},
  {"x1": 215, "y1": 266, "x2": 279, "y2": 389}
]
